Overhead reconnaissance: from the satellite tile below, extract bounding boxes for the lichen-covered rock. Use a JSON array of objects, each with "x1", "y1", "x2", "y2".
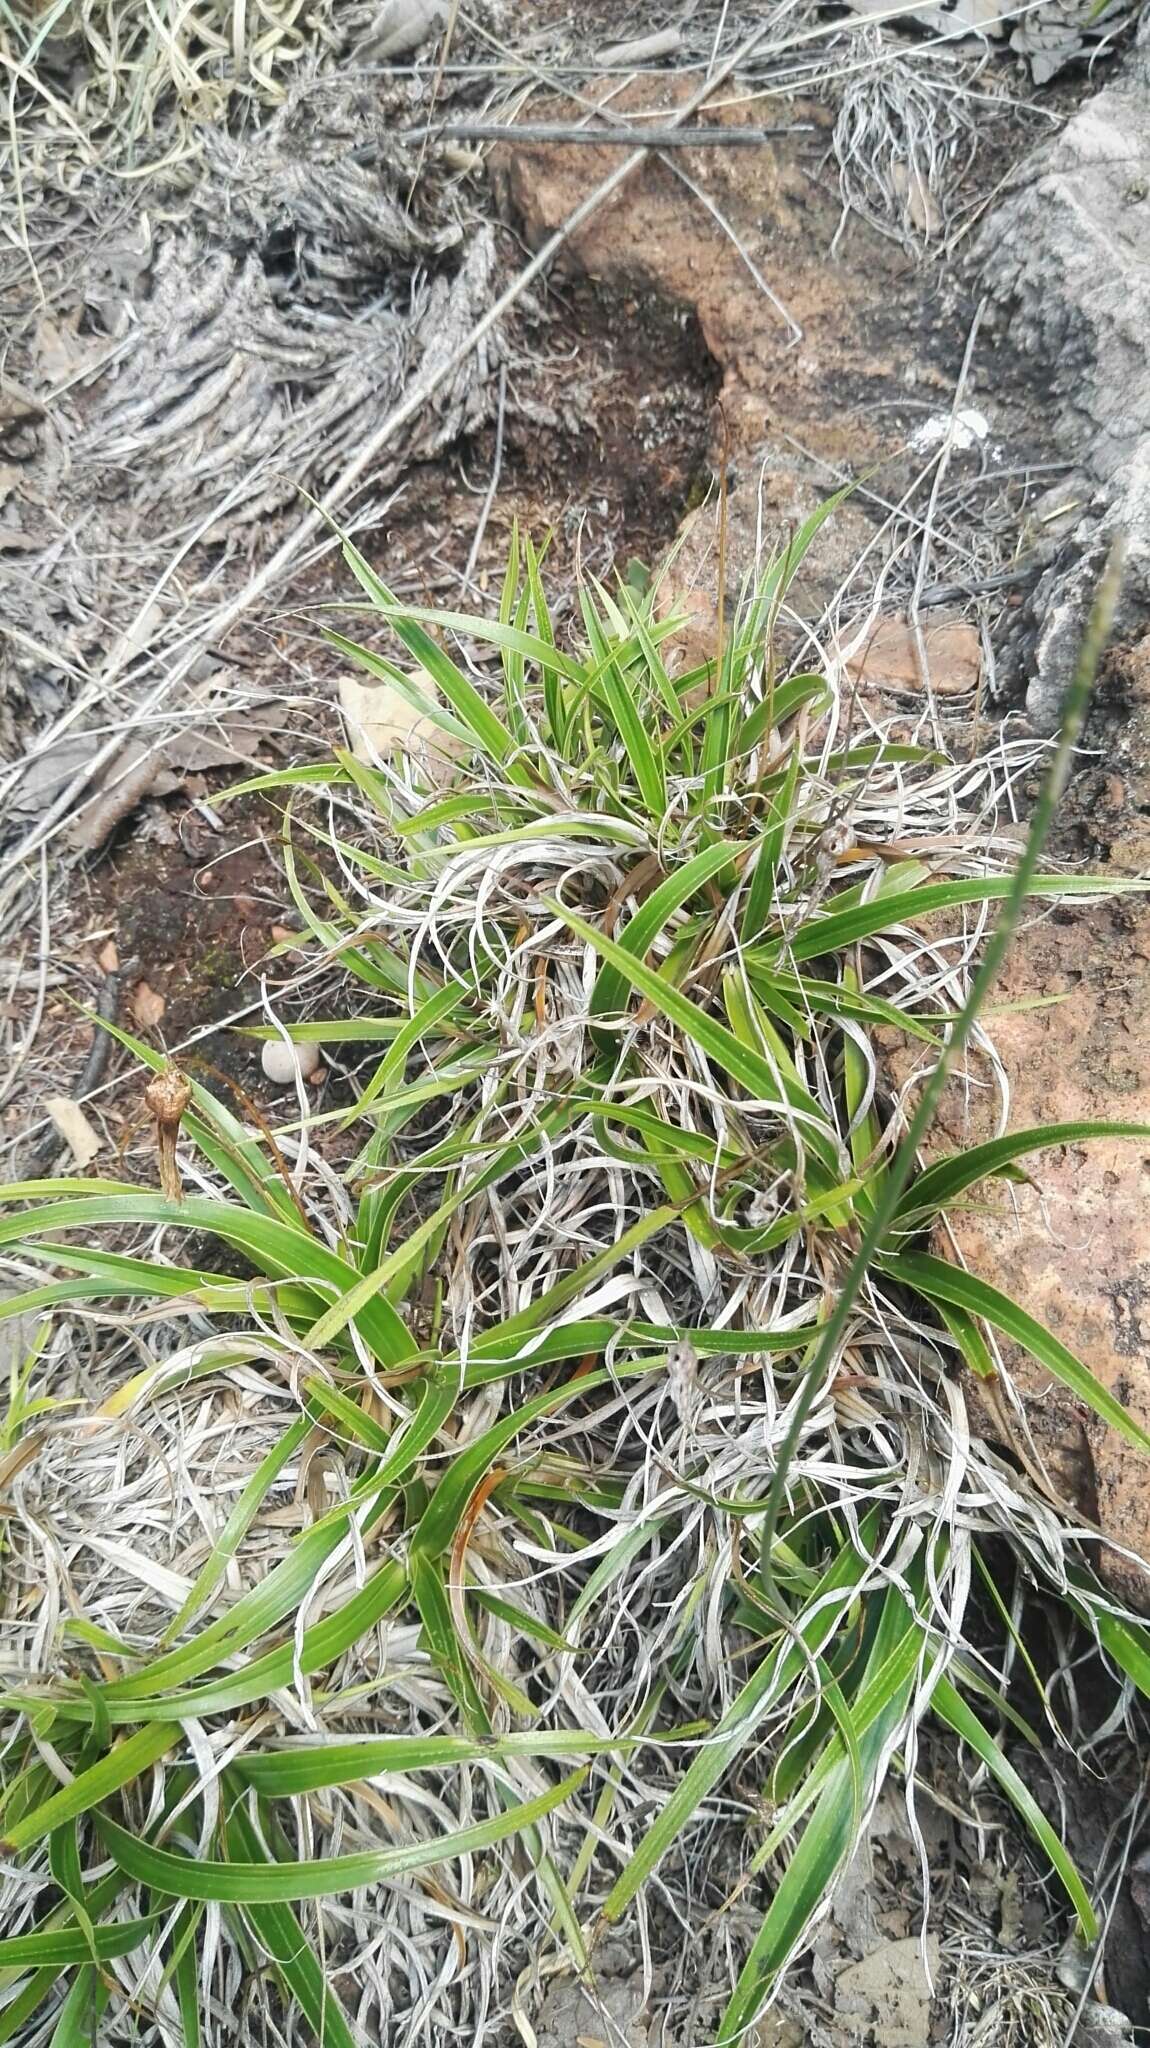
[{"x1": 978, "y1": 28, "x2": 1150, "y2": 729}]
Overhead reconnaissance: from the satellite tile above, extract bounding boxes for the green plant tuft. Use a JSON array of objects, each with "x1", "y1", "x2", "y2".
[{"x1": 1, "y1": 524, "x2": 1147, "y2": 2045}]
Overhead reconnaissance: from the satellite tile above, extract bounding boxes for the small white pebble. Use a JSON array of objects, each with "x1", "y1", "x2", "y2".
[{"x1": 261, "y1": 1037, "x2": 321, "y2": 1085}]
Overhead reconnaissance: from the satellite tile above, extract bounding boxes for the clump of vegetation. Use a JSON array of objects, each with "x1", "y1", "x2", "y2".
[
  {"x1": 4, "y1": 0, "x2": 331, "y2": 148},
  {"x1": 1, "y1": 520, "x2": 1147, "y2": 2045}
]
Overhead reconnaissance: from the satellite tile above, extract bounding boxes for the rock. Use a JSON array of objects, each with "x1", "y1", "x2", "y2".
[
  {"x1": 836, "y1": 0, "x2": 1134, "y2": 82},
  {"x1": 531, "y1": 1968, "x2": 648, "y2": 2048},
  {"x1": 950, "y1": 926, "x2": 1150, "y2": 1607},
  {"x1": 656, "y1": 477, "x2": 879, "y2": 684},
  {"x1": 1073, "y1": 2006, "x2": 1138, "y2": 2047},
  {"x1": 656, "y1": 483, "x2": 877, "y2": 685},
  {"x1": 978, "y1": 32, "x2": 1150, "y2": 727},
  {"x1": 836, "y1": 614, "x2": 981, "y2": 696},
  {"x1": 836, "y1": 0, "x2": 1006, "y2": 34},
  {"x1": 936, "y1": 636, "x2": 1150, "y2": 1606},
  {"x1": 261, "y1": 1038, "x2": 321, "y2": 1086},
  {"x1": 831, "y1": 1936, "x2": 939, "y2": 2047}
]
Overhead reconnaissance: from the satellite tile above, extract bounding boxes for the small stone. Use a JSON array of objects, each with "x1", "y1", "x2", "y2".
[
  {"x1": 837, "y1": 615, "x2": 981, "y2": 696},
  {"x1": 261, "y1": 1038, "x2": 321, "y2": 1086}
]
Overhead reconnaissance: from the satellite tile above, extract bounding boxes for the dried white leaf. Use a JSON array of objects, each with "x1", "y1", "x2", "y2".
[
  {"x1": 81, "y1": 1534, "x2": 195, "y2": 1605},
  {"x1": 339, "y1": 672, "x2": 462, "y2": 787}
]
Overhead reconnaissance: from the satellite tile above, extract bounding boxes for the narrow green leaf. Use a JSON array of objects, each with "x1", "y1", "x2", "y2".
[
  {"x1": 411, "y1": 1549, "x2": 487, "y2": 1722},
  {"x1": 338, "y1": 548, "x2": 531, "y2": 770},
  {"x1": 758, "y1": 967, "x2": 941, "y2": 1046},
  {"x1": 884, "y1": 1249, "x2": 1150, "y2": 1454},
  {"x1": 98, "y1": 1376, "x2": 450, "y2": 1705},
  {"x1": 412, "y1": 1368, "x2": 625, "y2": 1561},
  {"x1": 936, "y1": 1301, "x2": 997, "y2": 1379},
  {"x1": 1090, "y1": 1606, "x2": 1150, "y2": 1700},
  {"x1": 0, "y1": 1194, "x2": 415, "y2": 1368},
  {"x1": 0, "y1": 1971, "x2": 57, "y2": 2041},
  {"x1": 478, "y1": 1205, "x2": 679, "y2": 1349},
  {"x1": 3, "y1": 1723, "x2": 179, "y2": 1852},
  {"x1": 775, "y1": 873, "x2": 1145, "y2": 965},
  {"x1": 588, "y1": 840, "x2": 740, "y2": 1030},
  {"x1": 88, "y1": 1559, "x2": 410, "y2": 1728},
  {"x1": 100, "y1": 1772, "x2": 584, "y2": 1901},
  {"x1": 341, "y1": 583, "x2": 586, "y2": 682},
  {"x1": 894, "y1": 1120, "x2": 1150, "y2": 1225},
  {"x1": 755, "y1": 547, "x2": 1127, "y2": 1600},
  {"x1": 721, "y1": 971, "x2": 842, "y2": 1180},
  {"x1": 227, "y1": 1803, "x2": 359, "y2": 2048},
  {"x1": 172, "y1": 1912, "x2": 203, "y2": 2048},
  {"x1": 602, "y1": 1529, "x2": 878, "y2": 1921},
  {"x1": 0, "y1": 1921, "x2": 155, "y2": 1968},
  {"x1": 240, "y1": 1018, "x2": 413, "y2": 1044},
  {"x1": 552, "y1": 902, "x2": 823, "y2": 1126},
  {"x1": 737, "y1": 674, "x2": 832, "y2": 759},
  {"x1": 47, "y1": 1967, "x2": 107, "y2": 2048},
  {"x1": 323, "y1": 630, "x2": 474, "y2": 746},
  {"x1": 719, "y1": 1588, "x2": 925, "y2": 2043},
  {"x1": 236, "y1": 1729, "x2": 626, "y2": 1797},
  {"x1": 580, "y1": 588, "x2": 666, "y2": 818},
  {"x1": 741, "y1": 744, "x2": 800, "y2": 944},
  {"x1": 932, "y1": 1676, "x2": 1097, "y2": 1939},
  {"x1": 163, "y1": 1418, "x2": 312, "y2": 1643}
]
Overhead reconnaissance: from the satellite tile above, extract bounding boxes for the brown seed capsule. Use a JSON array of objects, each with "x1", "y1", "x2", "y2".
[{"x1": 144, "y1": 1067, "x2": 192, "y2": 1201}]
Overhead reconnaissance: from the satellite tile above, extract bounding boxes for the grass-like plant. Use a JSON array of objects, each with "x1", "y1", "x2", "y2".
[
  {"x1": 5, "y1": 0, "x2": 324, "y2": 145},
  {"x1": 1, "y1": 518, "x2": 1148, "y2": 2045}
]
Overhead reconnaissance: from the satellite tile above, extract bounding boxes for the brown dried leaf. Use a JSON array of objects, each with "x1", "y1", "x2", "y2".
[{"x1": 131, "y1": 981, "x2": 166, "y2": 1030}]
